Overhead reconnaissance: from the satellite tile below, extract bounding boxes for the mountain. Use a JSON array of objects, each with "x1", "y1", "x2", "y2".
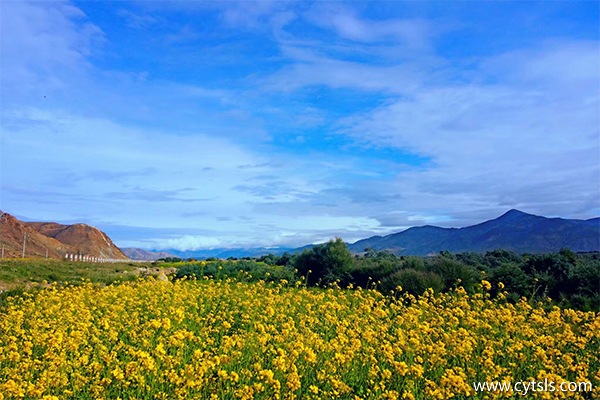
[
  {"x1": 121, "y1": 248, "x2": 176, "y2": 261},
  {"x1": 348, "y1": 209, "x2": 600, "y2": 255},
  {"x1": 9, "y1": 208, "x2": 593, "y2": 260},
  {"x1": 164, "y1": 247, "x2": 296, "y2": 259},
  {"x1": 145, "y1": 210, "x2": 598, "y2": 259},
  {"x1": 0, "y1": 212, "x2": 71, "y2": 259},
  {"x1": 0, "y1": 211, "x2": 128, "y2": 260}
]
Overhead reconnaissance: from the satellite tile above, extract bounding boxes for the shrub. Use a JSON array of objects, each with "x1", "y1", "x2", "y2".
[
  {"x1": 294, "y1": 238, "x2": 353, "y2": 286},
  {"x1": 380, "y1": 269, "x2": 444, "y2": 295},
  {"x1": 427, "y1": 256, "x2": 479, "y2": 292}
]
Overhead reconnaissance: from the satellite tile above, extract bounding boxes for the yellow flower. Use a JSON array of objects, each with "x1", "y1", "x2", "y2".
[
  {"x1": 0, "y1": 269, "x2": 595, "y2": 400},
  {"x1": 111, "y1": 367, "x2": 125, "y2": 381}
]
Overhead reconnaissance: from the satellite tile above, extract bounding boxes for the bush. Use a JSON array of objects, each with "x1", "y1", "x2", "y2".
[
  {"x1": 380, "y1": 269, "x2": 444, "y2": 295},
  {"x1": 402, "y1": 256, "x2": 425, "y2": 271},
  {"x1": 349, "y1": 252, "x2": 400, "y2": 288},
  {"x1": 488, "y1": 262, "x2": 531, "y2": 298},
  {"x1": 295, "y1": 238, "x2": 353, "y2": 286},
  {"x1": 567, "y1": 259, "x2": 600, "y2": 298},
  {"x1": 427, "y1": 256, "x2": 479, "y2": 292}
]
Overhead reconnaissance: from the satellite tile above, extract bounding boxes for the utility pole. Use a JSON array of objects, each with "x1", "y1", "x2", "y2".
[
  {"x1": 22, "y1": 232, "x2": 27, "y2": 258},
  {"x1": 46, "y1": 248, "x2": 48, "y2": 259},
  {"x1": 1, "y1": 243, "x2": 4, "y2": 258}
]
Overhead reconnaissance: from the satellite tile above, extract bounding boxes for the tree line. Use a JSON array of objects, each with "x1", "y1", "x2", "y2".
[{"x1": 168, "y1": 238, "x2": 600, "y2": 311}]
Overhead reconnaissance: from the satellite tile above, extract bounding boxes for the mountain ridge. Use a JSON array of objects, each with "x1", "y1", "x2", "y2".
[
  {"x1": 0, "y1": 211, "x2": 128, "y2": 260},
  {"x1": 4, "y1": 209, "x2": 598, "y2": 260},
  {"x1": 348, "y1": 209, "x2": 600, "y2": 255},
  {"x1": 121, "y1": 248, "x2": 176, "y2": 261},
  {"x1": 133, "y1": 209, "x2": 599, "y2": 259}
]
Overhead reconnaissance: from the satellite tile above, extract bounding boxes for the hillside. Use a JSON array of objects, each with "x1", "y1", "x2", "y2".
[
  {"x1": 0, "y1": 212, "x2": 71, "y2": 259},
  {"x1": 0, "y1": 211, "x2": 128, "y2": 260},
  {"x1": 348, "y1": 209, "x2": 600, "y2": 255}
]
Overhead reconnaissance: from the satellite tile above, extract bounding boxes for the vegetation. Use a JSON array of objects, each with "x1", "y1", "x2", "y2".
[
  {"x1": 0, "y1": 243, "x2": 597, "y2": 398},
  {"x1": 189, "y1": 244, "x2": 598, "y2": 312},
  {"x1": 1, "y1": 278, "x2": 597, "y2": 399},
  {"x1": 5, "y1": 246, "x2": 596, "y2": 313},
  {"x1": 172, "y1": 259, "x2": 296, "y2": 284},
  {"x1": 0, "y1": 259, "x2": 144, "y2": 286},
  {"x1": 0, "y1": 259, "x2": 156, "y2": 308},
  {"x1": 294, "y1": 238, "x2": 354, "y2": 286},
  {"x1": 454, "y1": 249, "x2": 600, "y2": 311}
]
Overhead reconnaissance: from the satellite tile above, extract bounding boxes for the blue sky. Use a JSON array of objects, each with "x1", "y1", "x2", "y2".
[{"x1": 1, "y1": 1, "x2": 598, "y2": 250}]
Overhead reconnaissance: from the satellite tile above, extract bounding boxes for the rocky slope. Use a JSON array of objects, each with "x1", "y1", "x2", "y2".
[{"x1": 0, "y1": 211, "x2": 128, "y2": 260}]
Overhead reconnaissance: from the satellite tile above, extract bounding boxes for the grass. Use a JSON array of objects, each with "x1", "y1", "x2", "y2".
[
  {"x1": 0, "y1": 258, "x2": 148, "y2": 285},
  {"x1": 0, "y1": 258, "x2": 159, "y2": 308}
]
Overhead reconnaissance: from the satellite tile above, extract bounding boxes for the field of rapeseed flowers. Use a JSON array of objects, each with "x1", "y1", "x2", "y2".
[{"x1": 0, "y1": 277, "x2": 598, "y2": 399}]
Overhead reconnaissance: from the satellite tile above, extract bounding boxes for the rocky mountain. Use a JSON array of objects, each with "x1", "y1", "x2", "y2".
[
  {"x1": 348, "y1": 209, "x2": 600, "y2": 255},
  {"x1": 0, "y1": 211, "x2": 128, "y2": 260}
]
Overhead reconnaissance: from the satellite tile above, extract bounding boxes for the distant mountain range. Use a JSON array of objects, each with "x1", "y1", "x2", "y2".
[
  {"x1": 136, "y1": 209, "x2": 599, "y2": 259},
  {"x1": 121, "y1": 248, "x2": 176, "y2": 261},
  {"x1": 0, "y1": 211, "x2": 128, "y2": 260},
  {"x1": 139, "y1": 247, "x2": 297, "y2": 260},
  {"x1": 348, "y1": 209, "x2": 599, "y2": 255},
  {"x1": 3, "y1": 209, "x2": 598, "y2": 261}
]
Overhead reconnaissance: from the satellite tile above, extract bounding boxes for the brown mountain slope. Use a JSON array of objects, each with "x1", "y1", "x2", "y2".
[
  {"x1": 0, "y1": 212, "x2": 69, "y2": 258},
  {"x1": 27, "y1": 222, "x2": 128, "y2": 259},
  {"x1": 0, "y1": 211, "x2": 128, "y2": 260}
]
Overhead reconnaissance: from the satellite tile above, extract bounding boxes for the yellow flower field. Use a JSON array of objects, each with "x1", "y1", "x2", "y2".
[{"x1": 0, "y1": 278, "x2": 598, "y2": 399}]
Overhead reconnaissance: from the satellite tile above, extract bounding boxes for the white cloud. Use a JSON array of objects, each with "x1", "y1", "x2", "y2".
[
  {"x1": 482, "y1": 40, "x2": 599, "y2": 91},
  {"x1": 220, "y1": 0, "x2": 294, "y2": 28},
  {"x1": 116, "y1": 9, "x2": 158, "y2": 29},
  {"x1": 258, "y1": 5, "x2": 442, "y2": 95},
  {"x1": 0, "y1": 0, "x2": 103, "y2": 97},
  {"x1": 1, "y1": 108, "x2": 263, "y2": 224},
  {"x1": 336, "y1": 41, "x2": 599, "y2": 221},
  {"x1": 1, "y1": 108, "x2": 379, "y2": 247},
  {"x1": 158, "y1": 235, "x2": 221, "y2": 251},
  {"x1": 322, "y1": 11, "x2": 431, "y2": 49},
  {"x1": 264, "y1": 56, "x2": 425, "y2": 94}
]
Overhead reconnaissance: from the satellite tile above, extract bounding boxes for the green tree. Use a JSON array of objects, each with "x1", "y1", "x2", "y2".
[
  {"x1": 427, "y1": 256, "x2": 479, "y2": 292},
  {"x1": 276, "y1": 252, "x2": 293, "y2": 267},
  {"x1": 294, "y1": 238, "x2": 353, "y2": 285}
]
